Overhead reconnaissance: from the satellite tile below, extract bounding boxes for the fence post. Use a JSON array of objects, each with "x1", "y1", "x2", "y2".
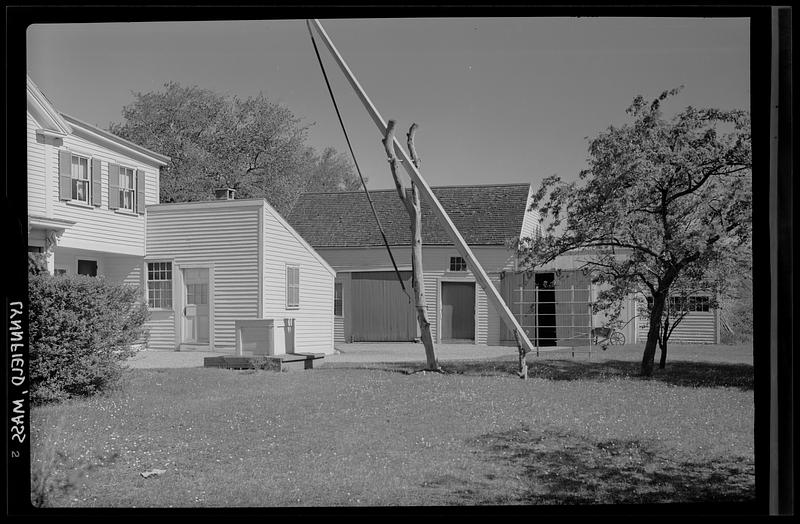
[
  {"x1": 571, "y1": 285, "x2": 575, "y2": 358},
  {"x1": 588, "y1": 291, "x2": 593, "y2": 358},
  {"x1": 533, "y1": 281, "x2": 539, "y2": 357},
  {"x1": 518, "y1": 280, "x2": 523, "y2": 349}
]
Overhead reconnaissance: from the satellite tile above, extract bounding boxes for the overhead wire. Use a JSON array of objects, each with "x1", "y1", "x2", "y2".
[{"x1": 306, "y1": 20, "x2": 411, "y2": 301}]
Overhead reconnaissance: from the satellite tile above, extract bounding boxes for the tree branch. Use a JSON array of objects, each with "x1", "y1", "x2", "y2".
[{"x1": 383, "y1": 120, "x2": 413, "y2": 215}]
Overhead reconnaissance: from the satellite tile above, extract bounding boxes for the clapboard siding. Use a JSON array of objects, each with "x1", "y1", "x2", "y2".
[
  {"x1": 27, "y1": 112, "x2": 48, "y2": 216},
  {"x1": 519, "y1": 186, "x2": 540, "y2": 239},
  {"x1": 147, "y1": 312, "x2": 176, "y2": 351},
  {"x1": 103, "y1": 256, "x2": 144, "y2": 289},
  {"x1": 146, "y1": 204, "x2": 261, "y2": 351},
  {"x1": 334, "y1": 316, "x2": 345, "y2": 343},
  {"x1": 637, "y1": 311, "x2": 718, "y2": 344},
  {"x1": 45, "y1": 131, "x2": 159, "y2": 256},
  {"x1": 262, "y1": 205, "x2": 335, "y2": 354}
]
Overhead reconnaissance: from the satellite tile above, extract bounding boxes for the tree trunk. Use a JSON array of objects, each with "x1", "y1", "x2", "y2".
[
  {"x1": 382, "y1": 120, "x2": 440, "y2": 371},
  {"x1": 658, "y1": 317, "x2": 669, "y2": 369},
  {"x1": 641, "y1": 292, "x2": 666, "y2": 377},
  {"x1": 410, "y1": 185, "x2": 438, "y2": 370}
]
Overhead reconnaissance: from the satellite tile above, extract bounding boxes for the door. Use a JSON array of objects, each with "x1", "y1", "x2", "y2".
[
  {"x1": 350, "y1": 271, "x2": 417, "y2": 341},
  {"x1": 183, "y1": 268, "x2": 209, "y2": 344},
  {"x1": 441, "y1": 282, "x2": 475, "y2": 341},
  {"x1": 534, "y1": 272, "x2": 556, "y2": 346}
]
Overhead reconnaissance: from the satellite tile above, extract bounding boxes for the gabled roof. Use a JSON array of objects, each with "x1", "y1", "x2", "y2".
[
  {"x1": 26, "y1": 74, "x2": 170, "y2": 167},
  {"x1": 27, "y1": 75, "x2": 72, "y2": 136},
  {"x1": 286, "y1": 183, "x2": 532, "y2": 248},
  {"x1": 61, "y1": 113, "x2": 170, "y2": 167}
]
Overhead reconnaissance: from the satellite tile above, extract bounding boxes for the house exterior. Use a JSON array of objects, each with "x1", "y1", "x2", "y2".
[
  {"x1": 27, "y1": 76, "x2": 336, "y2": 355},
  {"x1": 287, "y1": 184, "x2": 542, "y2": 346},
  {"x1": 27, "y1": 74, "x2": 168, "y2": 283}
]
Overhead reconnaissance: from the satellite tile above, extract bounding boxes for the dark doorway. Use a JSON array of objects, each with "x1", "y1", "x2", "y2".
[
  {"x1": 441, "y1": 281, "x2": 475, "y2": 341},
  {"x1": 534, "y1": 272, "x2": 556, "y2": 346}
]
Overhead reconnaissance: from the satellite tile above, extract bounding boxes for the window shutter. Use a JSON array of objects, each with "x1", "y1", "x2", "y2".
[
  {"x1": 108, "y1": 163, "x2": 120, "y2": 210},
  {"x1": 91, "y1": 158, "x2": 102, "y2": 207},
  {"x1": 58, "y1": 150, "x2": 72, "y2": 200},
  {"x1": 136, "y1": 169, "x2": 146, "y2": 214}
]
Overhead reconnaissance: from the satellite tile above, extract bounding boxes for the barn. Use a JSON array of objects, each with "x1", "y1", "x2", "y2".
[{"x1": 287, "y1": 183, "x2": 540, "y2": 346}]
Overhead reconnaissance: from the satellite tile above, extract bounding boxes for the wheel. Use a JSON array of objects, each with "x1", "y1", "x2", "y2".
[{"x1": 609, "y1": 331, "x2": 625, "y2": 345}]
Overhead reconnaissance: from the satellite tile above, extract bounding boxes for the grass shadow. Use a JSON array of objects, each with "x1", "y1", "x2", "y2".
[
  {"x1": 520, "y1": 359, "x2": 753, "y2": 390},
  {"x1": 422, "y1": 425, "x2": 755, "y2": 506},
  {"x1": 321, "y1": 358, "x2": 753, "y2": 390}
]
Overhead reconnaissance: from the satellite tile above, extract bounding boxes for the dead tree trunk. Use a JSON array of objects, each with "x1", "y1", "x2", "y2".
[{"x1": 383, "y1": 120, "x2": 440, "y2": 371}]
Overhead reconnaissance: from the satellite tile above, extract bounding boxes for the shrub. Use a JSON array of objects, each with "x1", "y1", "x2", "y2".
[
  {"x1": 28, "y1": 252, "x2": 48, "y2": 275},
  {"x1": 28, "y1": 273, "x2": 149, "y2": 404}
]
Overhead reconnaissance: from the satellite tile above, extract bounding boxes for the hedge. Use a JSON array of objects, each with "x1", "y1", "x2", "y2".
[{"x1": 28, "y1": 273, "x2": 149, "y2": 404}]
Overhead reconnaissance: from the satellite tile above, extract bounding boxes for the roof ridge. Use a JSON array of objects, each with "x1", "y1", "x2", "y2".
[{"x1": 300, "y1": 182, "x2": 531, "y2": 196}]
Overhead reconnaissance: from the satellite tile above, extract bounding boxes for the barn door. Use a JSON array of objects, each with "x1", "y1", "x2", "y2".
[
  {"x1": 350, "y1": 271, "x2": 417, "y2": 341},
  {"x1": 441, "y1": 282, "x2": 475, "y2": 341}
]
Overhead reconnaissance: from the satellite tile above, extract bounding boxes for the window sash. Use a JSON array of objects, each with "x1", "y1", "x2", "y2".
[
  {"x1": 118, "y1": 167, "x2": 136, "y2": 210},
  {"x1": 286, "y1": 266, "x2": 300, "y2": 308},
  {"x1": 449, "y1": 256, "x2": 467, "y2": 271},
  {"x1": 334, "y1": 282, "x2": 343, "y2": 316},
  {"x1": 120, "y1": 188, "x2": 136, "y2": 210},
  {"x1": 71, "y1": 155, "x2": 89, "y2": 180},
  {"x1": 72, "y1": 179, "x2": 90, "y2": 203},
  {"x1": 147, "y1": 262, "x2": 173, "y2": 309}
]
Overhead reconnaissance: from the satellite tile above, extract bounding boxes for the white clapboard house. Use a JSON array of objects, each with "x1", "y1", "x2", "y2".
[{"x1": 26, "y1": 75, "x2": 335, "y2": 355}]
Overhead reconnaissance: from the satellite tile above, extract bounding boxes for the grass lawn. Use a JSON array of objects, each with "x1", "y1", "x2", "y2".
[{"x1": 31, "y1": 343, "x2": 754, "y2": 508}]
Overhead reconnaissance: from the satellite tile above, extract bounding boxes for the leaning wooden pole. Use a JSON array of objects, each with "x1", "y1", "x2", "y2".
[{"x1": 308, "y1": 19, "x2": 535, "y2": 361}]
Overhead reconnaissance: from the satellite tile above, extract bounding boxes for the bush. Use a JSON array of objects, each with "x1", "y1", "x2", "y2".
[{"x1": 28, "y1": 273, "x2": 149, "y2": 404}]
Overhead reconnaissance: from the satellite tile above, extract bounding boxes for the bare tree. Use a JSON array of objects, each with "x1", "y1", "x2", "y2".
[{"x1": 382, "y1": 121, "x2": 440, "y2": 371}]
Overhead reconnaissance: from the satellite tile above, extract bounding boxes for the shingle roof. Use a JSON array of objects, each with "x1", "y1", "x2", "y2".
[{"x1": 286, "y1": 183, "x2": 531, "y2": 247}]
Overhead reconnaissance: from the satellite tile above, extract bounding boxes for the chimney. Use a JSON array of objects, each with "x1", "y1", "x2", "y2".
[{"x1": 214, "y1": 188, "x2": 236, "y2": 200}]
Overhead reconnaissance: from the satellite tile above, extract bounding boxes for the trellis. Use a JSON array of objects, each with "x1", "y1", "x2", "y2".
[{"x1": 502, "y1": 275, "x2": 595, "y2": 357}]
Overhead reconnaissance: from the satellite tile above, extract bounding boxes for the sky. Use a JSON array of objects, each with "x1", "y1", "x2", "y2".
[{"x1": 26, "y1": 17, "x2": 750, "y2": 191}]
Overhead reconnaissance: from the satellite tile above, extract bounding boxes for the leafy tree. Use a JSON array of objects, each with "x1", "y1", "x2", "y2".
[
  {"x1": 518, "y1": 87, "x2": 751, "y2": 376},
  {"x1": 305, "y1": 147, "x2": 362, "y2": 192},
  {"x1": 109, "y1": 82, "x2": 361, "y2": 215}
]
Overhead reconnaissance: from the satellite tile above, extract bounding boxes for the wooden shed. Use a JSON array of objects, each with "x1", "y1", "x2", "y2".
[{"x1": 144, "y1": 196, "x2": 336, "y2": 355}]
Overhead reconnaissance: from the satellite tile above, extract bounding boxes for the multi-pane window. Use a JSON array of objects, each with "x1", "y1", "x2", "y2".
[
  {"x1": 334, "y1": 282, "x2": 343, "y2": 317},
  {"x1": 119, "y1": 166, "x2": 136, "y2": 211},
  {"x1": 286, "y1": 266, "x2": 300, "y2": 309},
  {"x1": 71, "y1": 154, "x2": 90, "y2": 204},
  {"x1": 646, "y1": 295, "x2": 712, "y2": 313},
  {"x1": 147, "y1": 262, "x2": 173, "y2": 309},
  {"x1": 449, "y1": 256, "x2": 468, "y2": 272}
]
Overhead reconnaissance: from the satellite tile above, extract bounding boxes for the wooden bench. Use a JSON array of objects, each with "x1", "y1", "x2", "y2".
[{"x1": 204, "y1": 352, "x2": 325, "y2": 371}]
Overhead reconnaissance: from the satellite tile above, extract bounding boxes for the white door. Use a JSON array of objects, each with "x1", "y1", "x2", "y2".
[{"x1": 183, "y1": 268, "x2": 209, "y2": 344}]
